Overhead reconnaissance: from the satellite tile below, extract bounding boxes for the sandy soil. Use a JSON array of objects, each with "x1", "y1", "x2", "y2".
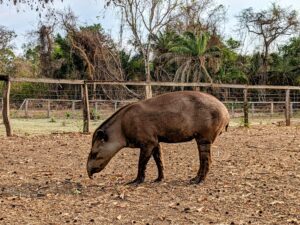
[{"x1": 0, "y1": 125, "x2": 299, "y2": 225}]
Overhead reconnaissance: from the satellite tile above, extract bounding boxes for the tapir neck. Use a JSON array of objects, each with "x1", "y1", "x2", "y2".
[
  {"x1": 105, "y1": 122, "x2": 127, "y2": 153},
  {"x1": 100, "y1": 105, "x2": 129, "y2": 153}
]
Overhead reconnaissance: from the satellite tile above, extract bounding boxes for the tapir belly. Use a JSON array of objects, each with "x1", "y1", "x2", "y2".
[{"x1": 154, "y1": 113, "x2": 201, "y2": 143}]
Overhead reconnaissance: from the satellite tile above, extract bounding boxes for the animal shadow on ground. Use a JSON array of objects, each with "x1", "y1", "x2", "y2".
[{"x1": 0, "y1": 179, "x2": 86, "y2": 198}]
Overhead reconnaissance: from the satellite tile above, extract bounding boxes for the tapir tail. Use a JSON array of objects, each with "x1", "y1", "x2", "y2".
[{"x1": 225, "y1": 123, "x2": 229, "y2": 132}]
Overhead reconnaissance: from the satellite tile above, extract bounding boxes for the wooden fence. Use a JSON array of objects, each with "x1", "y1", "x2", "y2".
[
  {"x1": 14, "y1": 98, "x2": 299, "y2": 119},
  {"x1": 1, "y1": 75, "x2": 297, "y2": 136},
  {"x1": 17, "y1": 98, "x2": 134, "y2": 118}
]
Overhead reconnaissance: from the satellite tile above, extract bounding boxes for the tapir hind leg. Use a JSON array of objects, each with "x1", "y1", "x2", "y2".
[
  {"x1": 190, "y1": 139, "x2": 212, "y2": 184},
  {"x1": 152, "y1": 144, "x2": 164, "y2": 182}
]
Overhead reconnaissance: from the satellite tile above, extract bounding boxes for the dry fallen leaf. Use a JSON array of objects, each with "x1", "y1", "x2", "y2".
[
  {"x1": 270, "y1": 200, "x2": 285, "y2": 205},
  {"x1": 196, "y1": 207, "x2": 204, "y2": 212}
]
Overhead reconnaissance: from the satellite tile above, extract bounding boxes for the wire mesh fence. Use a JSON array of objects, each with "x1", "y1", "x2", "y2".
[
  {"x1": 10, "y1": 82, "x2": 82, "y2": 118},
  {"x1": 1, "y1": 77, "x2": 300, "y2": 136}
]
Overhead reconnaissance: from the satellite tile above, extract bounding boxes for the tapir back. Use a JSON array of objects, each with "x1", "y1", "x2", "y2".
[{"x1": 121, "y1": 91, "x2": 229, "y2": 145}]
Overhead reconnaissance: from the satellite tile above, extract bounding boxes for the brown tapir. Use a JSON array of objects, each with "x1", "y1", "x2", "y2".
[{"x1": 87, "y1": 91, "x2": 230, "y2": 184}]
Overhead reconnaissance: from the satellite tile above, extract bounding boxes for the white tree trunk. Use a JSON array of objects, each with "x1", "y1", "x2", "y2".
[{"x1": 144, "y1": 57, "x2": 152, "y2": 99}]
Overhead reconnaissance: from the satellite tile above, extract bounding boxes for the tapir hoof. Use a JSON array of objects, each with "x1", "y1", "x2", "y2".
[
  {"x1": 189, "y1": 176, "x2": 205, "y2": 184},
  {"x1": 153, "y1": 177, "x2": 164, "y2": 183},
  {"x1": 126, "y1": 178, "x2": 144, "y2": 185}
]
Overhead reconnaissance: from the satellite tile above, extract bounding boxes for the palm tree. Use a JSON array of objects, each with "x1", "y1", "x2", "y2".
[
  {"x1": 162, "y1": 31, "x2": 221, "y2": 83},
  {"x1": 152, "y1": 31, "x2": 178, "y2": 55},
  {"x1": 152, "y1": 31, "x2": 178, "y2": 81}
]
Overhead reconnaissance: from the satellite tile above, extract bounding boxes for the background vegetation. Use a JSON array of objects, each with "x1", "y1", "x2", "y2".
[{"x1": 1, "y1": 0, "x2": 300, "y2": 99}]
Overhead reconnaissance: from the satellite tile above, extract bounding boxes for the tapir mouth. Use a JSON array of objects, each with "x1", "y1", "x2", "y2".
[
  {"x1": 87, "y1": 157, "x2": 111, "y2": 179},
  {"x1": 87, "y1": 167, "x2": 103, "y2": 179}
]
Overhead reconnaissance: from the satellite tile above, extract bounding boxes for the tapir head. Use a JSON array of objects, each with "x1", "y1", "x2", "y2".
[{"x1": 86, "y1": 129, "x2": 123, "y2": 179}]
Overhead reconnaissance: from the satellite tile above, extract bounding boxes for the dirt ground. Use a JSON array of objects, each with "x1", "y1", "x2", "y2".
[{"x1": 0, "y1": 125, "x2": 299, "y2": 225}]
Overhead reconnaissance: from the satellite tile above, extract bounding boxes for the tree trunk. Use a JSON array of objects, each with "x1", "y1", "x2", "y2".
[
  {"x1": 82, "y1": 83, "x2": 90, "y2": 133},
  {"x1": 259, "y1": 43, "x2": 269, "y2": 101},
  {"x1": 144, "y1": 57, "x2": 152, "y2": 99},
  {"x1": 2, "y1": 79, "x2": 13, "y2": 136},
  {"x1": 285, "y1": 89, "x2": 291, "y2": 126},
  {"x1": 243, "y1": 88, "x2": 249, "y2": 127},
  {"x1": 261, "y1": 44, "x2": 269, "y2": 85}
]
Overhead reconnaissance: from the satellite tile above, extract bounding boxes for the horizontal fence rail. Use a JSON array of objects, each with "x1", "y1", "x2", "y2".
[
  {"x1": 8, "y1": 77, "x2": 300, "y2": 90},
  {"x1": 10, "y1": 77, "x2": 84, "y2": 85},
  {"x1": 1, "y1": 75, "x2": 299, "y2": 136}
]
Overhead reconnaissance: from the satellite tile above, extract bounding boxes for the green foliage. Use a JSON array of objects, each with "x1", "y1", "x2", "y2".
[
  {"x1": 49, "y1": 117, "x2": 56, "y2": 123},
  {"x1": 226, "y1": 38, "x2": 241, "y2": 50},
  {"x1": 3, "y1": 16, "x2": 300, "y2": 95},
  {"x1": 216, "y1": 40, "x2": 248, "y2": 83},
  {"x1": 10, "y1": 83, "x2": 47, "y2": 101},
  {"x1": 90, "y1": 109, "x2": 100, "y2": 120},
  {"x1": 52, "y1": 34, "x2": 83, "y2": 79},
  {"x1": 0, "y1": 48, "x2": 16, "y2": 75},
  {"x1": 79, "y1": 23, "x2": 103, "y2": 33},
  {"x1": 23, "y1": 45, "x2": 39, "y2": 75},
  {"x1": 120, "y1": 50, "x2": 145, "y2": 81},
  {"x1": 65, "y1": 112, "x2": 71, "y2": 119},
  {"x1": 169, "y1": 31, "x2": 211, "y2": 57},
  {"x1": 152, "y1": 31, "x2": 178, "y2": 54},
  {"x1": 266, "y1": 37, "x2": 300, "y2": 85},
  {"x1": 161, "y1": 31, "x2": 221, "y2": 83}
]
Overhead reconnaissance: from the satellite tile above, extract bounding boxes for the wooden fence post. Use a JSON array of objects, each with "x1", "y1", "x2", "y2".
[
  {"x1": 72, "y1": 101, "x2": 76, "y2": 111},
  {"x1": 270, "y1": 102, "x2": 274, "y2": 116},
  {"x1": 145, "y1": 83, "x2": 152, "y2": 99},
  {"x1": 1, "y1": 76, "x2": 13, "y2": 136},
  {"x1": 81, "y1": 84, "x2": 84, "y2": 98},
  {"x1": 251, "y1": 103, "x2": 255, "y2": 117},
  {"x1": 25, "y1": 99, "x2": 29, "y2": 118},
  {"x1": 243, "y1": 88, "x2": 249, "y2": 127},
  {"x1": 82, "y1": 82, "x2": 90, "y2": 133},
  {"x1": 47, "y1": 100, "x2": 51, "y2": 118},
  {"x1": 114, "y1": 102, "x2": 118, "y2": 112},
  {"x1": 95, "y1": 102, "x2": 98, "y2": 114},
  {"x1": 285, "y1": 89, "x2": 291, "y2": 126},
  {"x1": 231, "y1": 102, "x2": 235, "y2": 117}
]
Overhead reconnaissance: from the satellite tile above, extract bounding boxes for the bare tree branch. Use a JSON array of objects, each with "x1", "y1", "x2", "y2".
[{"x1": 237, "y1": 3, "x2": 299, "y2": 85}]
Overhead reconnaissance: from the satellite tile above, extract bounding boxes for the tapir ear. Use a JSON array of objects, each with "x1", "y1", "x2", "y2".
[{"x1": 95, "y1": 129, "x2": 108, "y2": 142}]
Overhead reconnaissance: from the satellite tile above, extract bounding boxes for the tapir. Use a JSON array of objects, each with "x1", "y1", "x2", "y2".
[{"x1": 87, "y1": 91, "x2": 230, "y2": 184}]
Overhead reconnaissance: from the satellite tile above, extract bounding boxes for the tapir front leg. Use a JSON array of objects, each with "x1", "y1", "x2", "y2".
[{"x1": 127, "y1": 144, "x2": 154, "y2": 185}]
